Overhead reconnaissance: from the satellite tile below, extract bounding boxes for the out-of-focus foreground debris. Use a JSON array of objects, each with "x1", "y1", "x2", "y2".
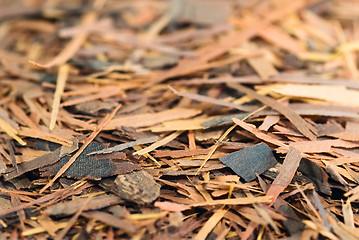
[{"x1": 2, "y1": 0, "x2": 359, "y2": 239}]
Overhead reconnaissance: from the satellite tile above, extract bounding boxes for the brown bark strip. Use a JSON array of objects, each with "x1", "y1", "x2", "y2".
[
  {"x1": 227, "y1": 83, "x2": 317, "y2": 140},
  {"x1": 266, "y1": 147, "x2": 302, "y2": 205},
  {"x1": 232, "y1": 118, "x2": 286, "y2": 147},
  {"x1": 169, "y1": 86, "x2": 254, "y2": 112},
  {"x1": 18, "y1": 127, "x2": 73, "y2": 147},
  {"x1": 105, "y1": 107, "x2": 202, "y2": 129},
  {"x1": 4, "y1": 139, "x2": 78, "y2": 181},
  {"x1": 190, "y1": 196, "x2": 272, "y2": 207},
  {"x1": 8, "y1": 103, "x2": 39, "y2": 130},
  {"x1": 45, "y1": 194, "x2": 122, "y2": 216},
  {"x1": 81, "y1": 211, "x2": 137, "y2": 234}
]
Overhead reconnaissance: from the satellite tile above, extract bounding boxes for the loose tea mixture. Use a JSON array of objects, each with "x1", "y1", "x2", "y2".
[{"x1": 1, "y1": 0, "x2": 359, "y2": 239}]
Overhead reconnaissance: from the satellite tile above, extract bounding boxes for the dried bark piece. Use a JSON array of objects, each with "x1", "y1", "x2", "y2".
[
  {"x1": 18, "y1": 127, "x2": 73, "y2": 147},
  {"x1": 153, "y1": 149, "x2": 211, "y2": 158},
  {"x1": 259, "y1": 115, "x2": 280, "y2": 131},
  {"x1": 268, "y1": 73, "x2": 359, "y2": 90},
  {"x1": 194, "y1": 207, "x2": 228, "y2": 240},
  {"x1": 0, "y1": 107, "x2": 19, "y2": 129},
  {"x1": 8, "y1": 102, "x2": 39, "y2": 130},
  {"x1": 328, "y1": 131, "x2": 359, "y2": 142},
  {"x1": 157, "y1": 24, "x2": 231, "y2": 44},
  {"x1": 8, "y1": 175, "x2": 31, "y2": 190},
  {"x1": 114, "y1": 126, "x2": 158, "y2": 140},
  {"x1": 0, "y1": 117, "x2": 26, "y2": 146},
  {"x1": 202, "y1": 105, "x2": 359, "y2": 128},
  {"x1": 190, "y1": 196, "x2": 272, "y2": 207},
  {"x1": 57, "y1": 111, "x2": 96, "y2": 131},
  {"x1": 266, "y1": 147, "x2": 302, "y2": 205},
  {"x1": 345, "y1": 121, "x2": 359, "y2": 132},
  {"x1": 142, "y1": 55, "x2": 178, "y2": 69},
  {"x1": 272, "y1": 124, "x2": 303, "y2": 137},
  {"x1": 201, "y1": 113, "x2": 249, "y2": 127},
  {"x1": 6, "y1": 140, "x2": 17, "y2": 171},
  {"x1": 156, "y1": 164, "x2": 226, "y2": 176},
  {"x1": 269, "y1": 83, "x2": 359, "y2": 107},
  {"x1": 169, "y1": 87, "x2": 254, "y2": 112},
  {"x1": 0, "y1": 157, "x2": 6, "y2": 174},
  {"x1": 176, "y1": 159, "x2": 225, "y2": 168},
  {"x1": 196, "y1": 129, "x2": 224, "y2": 141},
  {"x1": 87, "y1": 136, "x2": 159, "y2": 155},
  {"x1": 134, "y1": 131, "x2": 183, "y2": 155},
  {"x1": 276, "y1": 139, "x2": 359, "y2": 154},
  {"x1": 148, "y1": 117, "x2": 212, "y2": 132},
  {"x1": 37, "y1": 213, "x2": 57, "y2": 237},
  {"x1": 60, "y1": 86, "x2": 124, "y2": 107},
  {"x1": 297, "y1": 159, "x2": 331, "y2": 195},
  {"x1": 154, "y1": 201, "x2": 191, "y2": 212},
  {"x1": 259, "y1": 22, "x2": 306, "y2": 55},
  {"x1": 170, "y1": 0, "x2": 231, "y2": 25},
  {"x1": 325, "y1": 164, "x2": 350, "y2": 185},
  {"x1": 112, "y1": 170, "x2": 160, "y2": 203},
  {"x1": 342, "y1": 200, "x2": 355, "y2": 228},
  {"x1": 219, "y1": 143, "x2": 278, "y2": 182},
  {"x1": 81, "y1": 211, "x2": 137, "y2": 234},
  {"x1": 40, "y1": 143, "x2": 141, "y2": 179},
  {"x1": 73, "y1": 100, "x2": 118, "y2": 115},
  {"x1": 105, "y1": 34, "x2": 194, "y2": 57},
  {"x1": 3, "y1": 139, "x2": 79, "y2": 181},
  {"x1": 175, "y1": 75, "x2": 262, "y2": 86},
  {"x1": 312, "y1": 120, "x2": 344, "y2": 136},
  {"x1": 233, "y1": 118, "x2": 286, "y2": 147},
  {"x1": 45, "y1": 194, "x2": 122, "y2": 216},
  {"x1": 273, "y1": 198, "x2": 305, "y2": 235},
  {"x1": 104, "y1": 107, "x2": 202, "y2": 129},
  {"x1": 227, "y1": 83, "x2": 317, "y2": 140},
  {"x1": 49, "y1": 64, "x2": 69, "y2": 130},
  {"x1": 244, "y1": 42, "x2": 278, "y2": 79}
]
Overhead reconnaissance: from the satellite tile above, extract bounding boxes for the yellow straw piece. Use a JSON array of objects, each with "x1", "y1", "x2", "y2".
[
  {"x1": 22, "y1": 222, "x2": 68, "y2": 236},
  {"x1": 50, "y1": 64, "x2": 70, "y2": 130},
  {"x1": 0, "y1": 117, "x2": 26, "y2": 146},
  {"x1": 126, "y1": 212, "x2": 167, "y2": 221}
]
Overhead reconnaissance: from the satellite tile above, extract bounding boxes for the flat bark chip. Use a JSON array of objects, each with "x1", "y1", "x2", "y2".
[
  {"x1": 219, "y1": 143, "x2": 277, "y2": 182},
  {"x1": 40, "y1": 143, "x2": 141, "y2": 179},
  {"x1": 113, "y1": 170, "x2": 160, "y2": 203}
]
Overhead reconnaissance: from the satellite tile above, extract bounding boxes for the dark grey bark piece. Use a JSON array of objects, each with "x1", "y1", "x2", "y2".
[
  {"x1": 40, "y1": 143, "x2": 141, "y2": 179},
  {"x1": 3, "y1": 139, "x2": 78, "y2": 181},
  {"x1": 219, "y1": 143, "x2": 277, "y2": 182}
]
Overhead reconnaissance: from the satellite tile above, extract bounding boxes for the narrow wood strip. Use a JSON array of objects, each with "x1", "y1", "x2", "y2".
[
  {"x1": 49, "y1": 64, "x2": 69, "y2": 130},
  {"x1": 227, "y1": 83, "x2": 317, "y2": 140}
]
